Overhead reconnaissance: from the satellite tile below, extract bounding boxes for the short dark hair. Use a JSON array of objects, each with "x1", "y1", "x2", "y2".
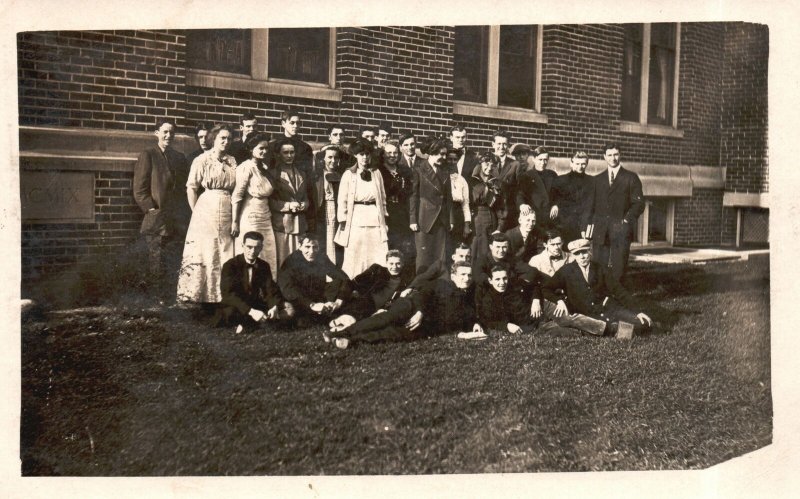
[
  {"x1": 399, "y1": 132, "x2": 416, "y2": 146},
  {"x1": 240, "y1": 113, "x2": 257, "y2": 125},
  {"x1": 320, "y1": 144, "x2": 340, "y2": 156},
  {"x1": 492, "y1": 130, "x2": 511, "y2": 142},
  {"x1": 422, "y1": 137, "x2": 449, "y2": 156},
  {"x1": 242, "y1": 231, "x2": 264, "y2": 243},
  {"x1": 377, "y1": 122, "x2": 393, "y2": 134},
  {"x1": 533, "y1": 146, "x2": 549, "y2": 156},
  {"x1": 489, "y1": 264, "x2": 508, "y2": 277},
  {"x1": 360, "y1": 125, "x2": 375, "y2": 135},
  {"x1": 271, "y1": 137, "x2": 296, "y2": 155},
  {"x1": 245, "y1": 132, "x2": 271, "y2": 152},
  {"x1": 206, "y1": 124, "x2": 233, "y2": 147},
  {"x1": 155, "y1": 118, "x2": 176, "y2": 130},
  {"x1": 327, "y1": 124, "x2": 345, "y2": 136},
  {"x1": 544, "y1": 229, "x2": 563, "y2": 243},
  {"x1": 602, "y1": 142, "x2": 620, "y2": 154},
  {"x1": 298, "y1": 232, "x2": 319, "y2": 245},
  {"x1": 281, "y1": 109, "x2": 300, "y2": 122},
  {"x1": 489, "y1": 232, "x2": 509, "y2": 244},
  {"x1": 450, "y1": 124, "x2": 467, "y2": 135},
  {"x1": 194, "y1": 122, "x2": 210, "y2": 135}
]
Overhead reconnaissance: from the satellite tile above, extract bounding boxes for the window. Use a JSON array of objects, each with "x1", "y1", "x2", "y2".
[
  {"x1": 634, "y1": 199, "x2": 675, "y2": 246},
  {"x1": 620, "y1": 23, "x2": 682, "y2": 137},
  {"x1": 453, "y1": 25, "x2": 545, "y2": 124},
  {"x1": 185, "y1": 28, "x2": 341, "y2": 102}
]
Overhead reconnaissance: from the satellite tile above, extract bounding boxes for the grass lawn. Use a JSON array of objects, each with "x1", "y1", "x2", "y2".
[{"x1": 20, "y1": 258, "x2": 771, "y2": 475}]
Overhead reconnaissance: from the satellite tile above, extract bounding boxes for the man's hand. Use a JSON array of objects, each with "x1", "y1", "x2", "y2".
[
  {"x1": 339, "y1": 221, "x2": 346, "y2": 231},
  {"x1": 554, "y1": 300, "x2": 569, "y2": 317},
  {"x1": 231, "y1": 221, "x2": 240, "y2": 238},
  {"x1": 329, "y1": 299, "x2": 344, "y2": 313},
  {"x1": 472, "y1": 323, "x2": 484, "y2": 334},
  {"x1": 450, "y1": 223, "x2": 455, "y2": 231},
  {"x1": 248, "y1": 308, "x2": 266, "y2": 322},
  {"x1": 520, "y1": 204, "x2": 532, "y2": 216},
  {"x1": 310, "y1": 302, "x2": 325, "y2": 313},
  {"x1": 400, "y1": 288, "x2": 414, "y2": 298},
  {"x1": 637, "y1": 313, "x2": 652, "y2": 327},
  {"x1": 530, "y1": 299, "x2": 542, "y2": 319},
  {"x1": 372, "y1": 308, "x2": 387, "y2": 316},
  {"x1": 266, "y1": 305, "x2": 279, "y2": 320},
  {"x1": 463, "y1": 221, "x2": 472, "y2": 239},
  {"x1": 549, "y1": 205, "x2": 559, "y2": 219},
  {"x1": 507, "y1": 323, "x2": 522, "y2": 334},
  {"x1": 405, "y1": 310, "x2": 423, "y2": 331},
  {"x1": 409, "y1": 223, "x2": 419, "y2": 232}
]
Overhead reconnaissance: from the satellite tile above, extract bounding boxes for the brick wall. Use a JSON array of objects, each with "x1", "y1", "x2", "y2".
[
  {"x1": 721, "y1": 23, "x2": 769, "y2": 193},
  {"x1": 22, "y1": 171, "x2": 140, "y2": 280},
  {"x1": 721, "y1": 207, "x2": 739, "y2": 246},
  {"x1": 672, "y1": 189, "x2": 724, "y2": 246},
  {"x1": 18, "y1": 30, "x2": 186, "y2": 131}
]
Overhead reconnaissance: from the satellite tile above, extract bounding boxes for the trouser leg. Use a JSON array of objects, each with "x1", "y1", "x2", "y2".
[
  {"x1": 604, "y1": 303, "x2": 649, "y2": 334},
  {"x1": 339, "y1": 298, "x2": 419, "y2": 344},
  {"x1": 541, "y1": 300, "x2": 607, "y2": 336}
]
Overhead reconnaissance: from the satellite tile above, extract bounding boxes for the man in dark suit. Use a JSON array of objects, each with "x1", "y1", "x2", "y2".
[
  {"x1": 398, "y1": 132, "x2": 426, "y2": 171},
  {"x1": 505, "y1": 211, "x2": 539, "y2": 263},
  {"x1": 544, "y1": 239, "x2": 652, "y2": 339},
  {"x1": 586, "y1": 143, "x2": 645, "y2": 282},
  {"x1": 186, "y1": 121, "x2": 210, "y2": 166},
  {"x1": 475, "y1": 264, "x2": 537, "y2": 334},
  {"x1": 550, "y1": 151, "x2": 594, "y2": 243},
  {"x1": 328, "y1": 261, "x2": 483, "y2": 349},
  {"x1": 132, "y1": 119, "x2": 191, "y2": 299},
  {"x1": 278, "y1": 234, "x2": 352, "y2": 322},
  {"x1": 409, "y1": 138, "x2": 455, "y2": 272},
  {"x1": 215, "y1": 232, "x2": 295, "y2": 333},
  {"x1": 229, "y1": 112, "x2": 260, "y2": 164},
  {"x1": 450, "y1": 124, "x2": 480, "y2": 181},
  {"x1": 490, "y1": 131, "x2": 524, "y2": 228}
]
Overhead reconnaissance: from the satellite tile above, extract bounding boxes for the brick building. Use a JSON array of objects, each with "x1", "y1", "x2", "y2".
[{"x1": 17, "y1": 23, "x2": 769, "y2": 281}]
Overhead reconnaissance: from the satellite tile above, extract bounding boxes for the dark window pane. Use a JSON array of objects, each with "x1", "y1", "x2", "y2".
[
  {"x1": 498, "y1": 25, "x2": 536, "y2": 109},
  {"x1": 647, "y1": 23, "x2": 677, "y2": 125},
  {"x1": 621, "y1": 24, "x2": 643, "y2": 121},
  {"x1": 268, "y1": 28, "x2": 329, "y2": 84},
  {"x1": 186, "y1": 29, "x2": 251, "y2": 75},
  {"x1": 648, "y1": 199, "x2": 669, "y2": 242},
  {"x1": 454, "y1": 26, "x2": 489, "y2": 103}
]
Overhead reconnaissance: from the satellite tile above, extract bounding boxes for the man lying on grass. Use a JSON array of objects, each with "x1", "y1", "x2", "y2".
[
  {"x1": 214, "y1": 231, "x2": 295, "y2": 333},
  {"x1": 326, "y1": 250, "x2": 427, "y2": 339},
  {"x1": 327, "y1": 261, "x2": 483, "y2": 349},
  {"x1": 543, "y1": 238, "x2": 653, "y2": 339}
]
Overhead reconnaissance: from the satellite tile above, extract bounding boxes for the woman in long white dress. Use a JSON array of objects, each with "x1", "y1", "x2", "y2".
[
  {"x1": 334, "y1": 138, "x2": 389, "y2": 279},
  {"x1": 231, "y1": 132, "x2": 279, "y2": 279},
  {"x1": 177, "y1": 125, "x2": 237, "y2": 303}
]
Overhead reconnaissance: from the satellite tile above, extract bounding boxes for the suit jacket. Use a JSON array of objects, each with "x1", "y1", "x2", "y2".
[
  {"x1": 400, "y1": 154, "x2": 427, "y2": 172},
  {"x1": 269, "y1": 164, "x2": 315, "y2": 234},
  {"x1": 543, "y1": 261, "x2": 636, "y2": 317},
  {"x1": 277, "y1": 251, "x2": 352, "y2": 307},
  {"x1": 472, "y1": 253, "x2": 542, "y2": 300},
  {"x1": 475, "y1": 281, "x2": 534, "y2": 330},
  {"x1": 311, "y1": 164, "x2": 342, "y2": 213},
  {"x1": 505, "y1": 226, "x2": 539, "y2": 262},
  {"x1": 515, "y1": 168, "x2": 550, "y2": 223},
  {"x1": 455, "y1": 148, "x2": 480, "y2": 181},
  {"x1": 588, "y1": 166, "x2": 645, "y2": 242},
  {"x1": 410, "y1": 161, "x2": 455, "y2": 233},
  {"x1": 229, "y1": 139, "x2": 250, "y2": 165},
  {"x1": 419, "y1": 279, "x2": 478, "y2": 332},
  {"x1": 550, "y1": 171, "x2": 594, "y2": 232},
  {"x1": 133, "y1": 146, "x2": 190, "y2": 236},
  {"x1": 220, "y1": 254, "x2": 283, "y2": 315},
  {"x1": 380, "y1": 164, "x2": 414, "y2": 232}
]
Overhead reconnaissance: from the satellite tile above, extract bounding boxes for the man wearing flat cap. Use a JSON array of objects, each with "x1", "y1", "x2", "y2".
[{"x1": 543, "y1": 238, "x2": 652, "y2": 339}]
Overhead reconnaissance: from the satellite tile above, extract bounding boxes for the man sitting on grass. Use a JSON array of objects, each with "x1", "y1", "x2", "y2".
[
  {"x1": 475, "y1": 264, "x2": 536, "y2": 335},
  {"x1": 328, "y1": 250, "x2": 426, "y2": 334},
  {"x1": 214, "y1": 231, "x2": 295, "y2": 333},
  {"x1": 278, "y1": 233, "x2": 352, "y2": 323},
  {"x1": 328, "y1": 261, "x2": 483, "y2": 349},
  {"x1": 544, "y1": 238, "x2": 653, "y2": 339}
]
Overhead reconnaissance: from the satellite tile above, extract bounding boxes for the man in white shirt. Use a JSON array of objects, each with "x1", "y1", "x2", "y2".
[{"x1": 528, "y1": 229, "x2": 574, "y2": 277}]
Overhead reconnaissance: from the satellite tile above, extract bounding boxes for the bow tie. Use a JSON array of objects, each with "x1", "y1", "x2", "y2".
[
  {"x1": 245, "y1": 262, "x2": 256, "y2": 268},
  {"x1": 550, "y1": 256, "x2": 561, "y2": 261}
]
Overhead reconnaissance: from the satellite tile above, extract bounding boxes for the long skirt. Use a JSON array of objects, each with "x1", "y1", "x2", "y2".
[
  {"x1": 471, "y1": 206, "x2": 498, "y2": 265},
  {"x1": 234, "y1": 196, "x2": 278, "y2": 279},
  {"x1": 177, "y1": 189, "x2": 234, "y2": 303},
  {"x1": 275, "y1": 231, "x2": 300, "y2": 269},
  {"x1": 342, "y1": 224, "x2": 389, "y2": 279},
  {"x1": 415, "y1": 219, "x2": 448, "y2": 273}
]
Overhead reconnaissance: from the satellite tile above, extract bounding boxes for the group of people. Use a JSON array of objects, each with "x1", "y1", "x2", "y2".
[{"x1": 133, "y1": 109, "x2": 655, "y2": 348}]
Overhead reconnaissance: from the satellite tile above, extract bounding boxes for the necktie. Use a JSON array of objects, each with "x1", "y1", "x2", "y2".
[{"x1": 609, "y1": 170, "x2": 616, "y2": 186}]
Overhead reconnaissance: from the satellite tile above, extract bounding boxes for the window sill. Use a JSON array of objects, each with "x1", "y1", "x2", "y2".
[
  {"x1": 620, "y1": 121, "x2": 684, "y2": 138},
  {"x1": 453, "y1": 101, "x2": 548, "y2": 124},
  {"x1": 187, "y1": 70, "x2": 343, "y2": 102}
]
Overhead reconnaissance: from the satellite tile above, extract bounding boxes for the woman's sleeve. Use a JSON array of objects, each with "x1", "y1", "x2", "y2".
[
  {"x1": 459, "y1": 179, "x2": 471, "y2": 222},
  {"x1": 186, "y1": 156, "x2": 202, "y2": 189},
  {"x1": 231, "y1": 163, "x2": 250, "y2": 204},
  {"x1": 336, "y1": 171, "x2": 350, "y2": 222}
]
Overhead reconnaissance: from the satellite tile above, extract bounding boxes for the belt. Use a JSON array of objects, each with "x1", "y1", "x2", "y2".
[{"x1": 354, "y1": 201, "x2": 376, "y2": 205}]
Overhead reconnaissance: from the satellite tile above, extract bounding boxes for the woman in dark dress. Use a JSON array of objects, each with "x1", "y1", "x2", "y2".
[{"x1": 379, "y1": 140, "x2": 415, "y2": 265}]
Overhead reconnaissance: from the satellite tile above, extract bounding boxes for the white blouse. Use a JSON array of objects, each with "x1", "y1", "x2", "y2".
[{"x1": 450, "y1": 173, "x2": 472, "y2": 222}]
